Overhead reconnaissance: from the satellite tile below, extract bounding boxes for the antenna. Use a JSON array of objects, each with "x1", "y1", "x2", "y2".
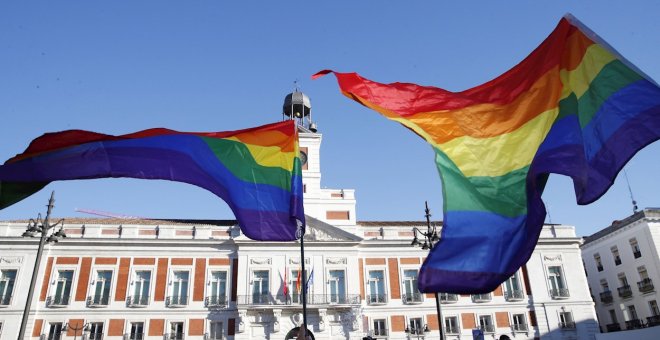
[
  {"x1": 546, "y1": 204, "x2": 553, "y2": 224},
  {"x1": 76, "y1": 208, "x2": 146, "y2": 219},
  {"x1": 622, "y1": 169, "x2": 639, "y2": 213}
]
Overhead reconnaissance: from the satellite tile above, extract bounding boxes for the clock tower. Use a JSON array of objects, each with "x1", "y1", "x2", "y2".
[{"x1": 283, "y1": 90, "x2": 357, "y2": 232}]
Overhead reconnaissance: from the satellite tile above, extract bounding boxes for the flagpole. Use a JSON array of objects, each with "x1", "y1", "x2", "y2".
[{"x1": 298, "y1": 225, "x2": 309, "y2": 338}]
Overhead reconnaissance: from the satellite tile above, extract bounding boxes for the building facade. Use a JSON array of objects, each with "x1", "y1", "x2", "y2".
[
  {"x1": 581, "y1": 209, "x2": 660, "y2": 333},
  {"x1": 0, "y1": 124, "x2": 599, "y2": 339}
]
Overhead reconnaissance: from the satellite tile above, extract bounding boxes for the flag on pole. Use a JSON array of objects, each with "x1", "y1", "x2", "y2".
[
  {"x1": 296, "y1": 268, "x2": 302, "y2": 294},
  {"x1": 306, "y1": 268, "x2": 314, "y2": 291},
  {"x1": 283, "y1": 267, "x2": 289, "y2": 296},
  {"x1": 314, "y1": 14, "x2": 660, "y2": 293},
  {"x1": 0, "y1": 121, "x2": 305, "y2": 241}
]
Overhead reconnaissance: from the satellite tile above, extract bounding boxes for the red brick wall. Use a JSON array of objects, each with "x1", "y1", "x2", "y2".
[
  {"x1": 462, "y1": 313, "x2": 476, "y2": 329},
  {"x1": 94, "y1": 257, "x2": 117, "y2": 265},
  {"x1": 67, "y1": 319, "x2": 85, "y2": 336},
  {"x1": 388, "y1": 258, "x2": 401, "y2": 299},
  {"x1": 326, "y1": 211, "x2": 350, "y2": 220},
  {"x1": 427, "y1": 314, "x2": 439, "y2": 330},
  {"x1": 189, "y1": 319, "x2": 204, "y2": 336},
  {"x1": 39, "y1": 257, "x2": 54, "y2": 301},
  {"x1": 149, "y1": 319, "x2": 164, "y2": 336},
  {"x1": 171, "y1": 258, "x2": 193, "y2": 266},
  {"x1": 56, "y1": 257, "x2": 79, "y2": 265},
  {"x1": 228, "y1": 319, "x2": 236, "y2": 336},
  {"x1": 32, "y1": 319, "x2": 43, "y2": 337},
  {"x1": 155, "y1": 258, "x2": 168, "y2": 301},
  {"x1": 115, "y1": 258, "x2": 131, "y2": 301},
  {"x1": 133, "y1": 257, "x2": 156, "y2": 265},
  {"x1": 209, "y1": 258, "x2": 230, "y2": 266},
  {"x1": 391, "y1": 315, "x2": 405, "y2": 332},
  {"x1": 358, "y1": 259, "x2": 365, "y2": 299},
  {"x1": 365, "y1": 258, "x2": 386, "y2": 265},
  {"x1": 108, "y1": 319, "x2": 124, "y2": 336},
  {"x1": 75, "y1": 257, "x2": 92, "y2": 301},
  {"x1": 193, "y1": 258, "x2": 206, "y2": 301},
  {"x1": 496, "y1": 312, "x2": 510, "y2": 327},
  {"x1": 231, "y1": 259, "x2": 238, "y2": 302},
  {"x1": 522, "y1": 265, "x2": 533, "y2": 295},
  {"x1": 400, "y1": 257, "x2": 420, "y2": 264}
]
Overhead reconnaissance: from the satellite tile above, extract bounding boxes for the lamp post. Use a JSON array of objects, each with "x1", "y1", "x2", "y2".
[
  {"x1": 64, "y1": 322, "x2": 89, "y2": 340},
  {"x1": 17, "y1": 192, "x2": 66, "y2": 340},
  {"x1": 410, "y1": 202, "x2": 444, "y2": 340},
  {"x1": 405, "y1": 324, "x2": 431, "y2": 339}
]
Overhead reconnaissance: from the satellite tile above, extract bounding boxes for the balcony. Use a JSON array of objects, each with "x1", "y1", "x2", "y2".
[
  {"x1": 480, "y1": 324, "x2": 495, "y2": 333},
  {"x1": 0, "y1": 294, "x2": 11, "y2": 306},
  {"x1": 559, "y1": 321, "x2": 576, "y2": 329},
  {"x1": 366, "y1": 294, "x2": 388, "y2": 305},
  {"x1": 637, "y1": 278, "x2": 654, "y2": 293},
  {"x1": 512, "y1": 323, "x2": 528, "y2": 332},
  {"x1": 472, "y1": 293, "x2": 491, "y2": 303},
  {"x1": 549, "y1": 288, "x2": 570, "y2": 299},
  {"x1": 87, "y1": 334, "x2": 103, "y2": 340},
  {"x1": 166, "y1": 296, "x2": 189, "y2": 307},
  {"x1": 372, "y1": 329, "x2": 388, "y2": 337},
  {"x1": 606, "y1": 323, "x2": 621, "y2": 332},
  {"x1": 205, "y1": 295, "x2": 227, "y2": 308},
  {"x1": 236, "y1": 294, "x2": 360, "y2": 306},
  {"x1": 504, "y1": 290, "x2": 525, "y2": 302},
  {"x1": 87, "y1": 294, "x2": 110, "y2": 307},
  {"x1": 439, "y1": 293, "x2": 458, "y2": 304},
  {"x1": 402, "y1": 293, "x2": 423, "y2": 304},
  {"x1": 647, "y1": 315, "x2": 660, "y2": 327},
  {"x1": 617, "y1": 285, "x2": 633, "y2": 298},
  {"x1": 445, "y1": 325, "x2": 460, "y2": 334},
  {"x1": 125, "y1": 334, "x2": 145, "y2": 340},
  {"x1": 599, "y1": 291, "x2": 613, "y2": 304},
  {"x1": 597, "y1": 265, "x2": 604, "y2": 272},
  {"x1": 164, "y1": 333, "x2": 184, "y2": 340},
  {"x1": 126, "y1": 295, "x2": 149, "y2": 307},
  {"x1": 614, "y1": 257, "x2": 622, "y2": 266},
  {"x1": 633, "y1": 250, "x2": 642, "y2": 258},
  {"x1": 625, "y1": 319, "x2": 643, "y2": 330},
  {"x1": 46, "y1": 295, "x2": 70, "y2": 307}
]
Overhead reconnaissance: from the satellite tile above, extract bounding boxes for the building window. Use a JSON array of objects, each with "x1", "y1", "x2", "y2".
[
  {"x1": 367, "y1": 270, "x2": 386, "y2": 304},
  {"x1": 504, "y1": 272, "x2": 524, "y2": 301},
  {"x1": 594, "y1": 253, "x2": 603, "y2": 271},
  {"x1": 89, "y1": 270, "x2": 112, "y2": 306},
  {"x1": 637, "y1": 266, "x2": 654, "y2": 293},
  {"x1": 129, "y1": 322, "x2": 144, "y2": 340},
  {"x1": 290, "y1": 269, "x2": 308, "y2": 303},
  {"x1": 402, "y1": 269, "x2": 422, "y2": 303},
  {"x1": 328, "y1": 270, "x2": 346, "y2": 303},
  {"x1": 609, "y1": 309, "x2": 618, "y2": 323},
  {"x1": 373, "y1": 319, "x2": 388, "y2": 336},
  {"x1": 611, "y1": 246, "x2": 621, "y2": 265},
  {"x1": 479, "y1": 315, "x2": 494, "y2": 333},
  {"x1": 628, "y1": 305, "x2": 639, "y2": 320},
  {"x1": 168, "y1": 271, "x2": 189, "y2": 306},
  {"x1": 559, "y1": 311, "x2": 575, "y2": 329},
  {"x1": 548, "y1": 266, "x2": 569, "y2": 298},
  {"x1": 444, "y1": 316, "x2": 459, "y2": 334},
  {"x1": 512, "y1": 313, "x2": 527, "y2": 331},
  {"x1": 169, "y1": 322, "x2": 184, "y2": 340},
  {"x1": 208, "y1": 321, "x2": 223, "y2": 339},
  {"x1": 130, "y1": 270, "x2": 151, "y2": 306},
  {"x1": 408, "y1": 317, "x2": 424, "y2": 334},
  {"x1": 0, "y1": 269, "x2": 17, "y2": 305},
  {"x1": 88, "y1": 322, "x2": 104, "y2": 340},
  {"x1": 650, "y1": 300, "x2": 660, "y2": 316},
  {"x1": 51, "y1": 270, "x2": 73, "y2": 306},
  {"x1": 252, "y1": 270, "x2": 269, "y2": 304},
  {"x1": 630, "y1": 238, "x2": 641, "y2": 258},
  {"x1": 48, "y1": 322, "x2": 64, "y2": 340},
  {"x1": 208, "y1": 271, "x2": 227, "y2": 306}
]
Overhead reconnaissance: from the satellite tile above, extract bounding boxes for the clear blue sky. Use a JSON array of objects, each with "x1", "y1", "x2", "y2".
[{"x1": 1, "y1": 1, "x2": 659, "y2": 237}]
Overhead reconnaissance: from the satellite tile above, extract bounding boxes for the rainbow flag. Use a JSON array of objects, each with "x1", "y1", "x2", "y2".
[
  {"x1": 0, "y1": 121, "x2": 305, "y2": 241},
  {"x1": 315, "y1": 15, "x2": 660, "y2": 293}
]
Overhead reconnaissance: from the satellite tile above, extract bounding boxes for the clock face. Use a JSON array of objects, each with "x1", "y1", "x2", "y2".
[{"x1": 299, "y1": 151, "x2": 308, "y2": 166}]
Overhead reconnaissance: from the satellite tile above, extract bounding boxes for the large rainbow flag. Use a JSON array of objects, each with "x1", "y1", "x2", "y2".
[
  {"x1": 0, "y1": 120, "x2": 305, "y2": 241},
  {"x1": 315, "y1": 15, "x2": 660, "y2": 293}
]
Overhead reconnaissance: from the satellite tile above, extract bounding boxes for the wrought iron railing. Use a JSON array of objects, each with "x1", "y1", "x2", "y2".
[
  {"x1": 638, "y1": 278, "x2": 654, "y2": 293},
  {"x1": 559, "y1": 321, "x2": 576, "y2": 329},
  {"x1": 366, "y1": 294, "x2": 388, "y2": 304},
  {"x1": 46, "y1": 331, "x2": 63, "y2": 340},
  {"x1": 647, "y1": 315, "x2": 660, "y2": 327},
  {"x1": 512, "y1": 323, "x2": 528, "y2": 331},
  {"x1": 402, "y1": 293, "x2": 423, "y2": 304},
  {"x1": 600, "y1": 291, "x2": 613, "y2": 303},
  {"x1": 614, "y1": 257, "x2": 622, "y2": 266},
  {"x1": 46, "y1": 295, "x2": 70, "y2": 307},
  {"x1": 480, "y1": 324, "x2": 495, "y2": 333},
  {"x1": 87, "y1": 294, "x2": 110, "y2": 307},
  {"x1": 472, "y1": 293, "x2": 491, "y2": 303},
  {"x1": 549, "y1": 288, "x2": 570, "y2": 299},
  {"x1": 126, "y1": 334, "x2": 145, "y2": 340},
  {"x1": 126, "y1": 295, "x2": 149, "y2": 307},
  {"x1": 166, "y1": 295, "x2": 189, "y2": 307},
  {"x1": 606, "y1": 323, "x2": 621, "y2": 332},
  {"x1": 164, "y1": 333, "x2": 184, "y2": 340},
  {"x1": 445, "y1": 325, "x2": 459, "y2": 334},
  {"x1": 87, "y1": 333, "x2": 103, "y2": 340},
  {"x1": 617, "y1": 285, "x2": 632, "y2": 298},
  {"x1": 504, "y1": 290, "x2": 525, "y2": 301},
  {"x1": 0, "y1": 294, "x2": 11, "y2": 306},
  {"x1": 625, "y1": 319, "x2": 643, "y2": 330},
  {"x1": 633, "y1": 250, "x2": 642, "y2": 258},
  {"x1": 597, "y1": 265, "x2": 604, "y2": 272},
  {"x1": 205, "y1": 295, "x2": 227, "y2": 307},
  {"x1": 235, "y1": 294, "x2": 360, "y2": 306},
  {"x1": 439, "y1": 293, "x2": 458, "y2": 303},
  {"x1": 373, "y1": 328, "x2": 388, "y2": 336}
]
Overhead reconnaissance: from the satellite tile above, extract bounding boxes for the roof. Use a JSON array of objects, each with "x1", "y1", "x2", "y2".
[
  {"x1": 4, "y1": 217, "x2": 236, "y2": 226},
  {"x1": 357, "y1": 221, "x2": 443, "y2": 227},
  {"x1": 582, "y1": 208, "x2": 660, "y2": 245}
]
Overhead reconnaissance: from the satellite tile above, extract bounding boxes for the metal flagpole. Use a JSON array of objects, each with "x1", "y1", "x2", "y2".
[{"x1": 298, "y1": 224, "x2": 309, "y2": 339}]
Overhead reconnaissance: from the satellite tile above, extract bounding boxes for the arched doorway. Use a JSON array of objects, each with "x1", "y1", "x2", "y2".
[{"x1": 284, "y1": 327, "x2": 316, "y2": 340}]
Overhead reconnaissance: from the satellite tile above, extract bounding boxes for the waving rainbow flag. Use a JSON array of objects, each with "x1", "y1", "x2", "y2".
[
  {"x1": 315, "y1": 15, "x2": 660, "y2": 293},
  {"x1": 0, "y1": 120, "x2": 305, "y2": 241}
]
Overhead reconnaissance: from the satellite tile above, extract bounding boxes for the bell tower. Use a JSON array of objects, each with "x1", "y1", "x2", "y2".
[{"x1": 282, "y1": 89, "x2": 356, "y2": 230}]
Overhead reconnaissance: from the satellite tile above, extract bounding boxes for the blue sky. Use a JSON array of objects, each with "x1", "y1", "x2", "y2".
[{"x1": 1, "y1": 1, "x2": 659, "y2": 237}]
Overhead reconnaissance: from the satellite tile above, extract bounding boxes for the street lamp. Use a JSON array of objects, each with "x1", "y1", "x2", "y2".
[
  {"x1": 64, "y1": 322, "x2": 89, "y2": 340},
  {"x1": 410, "y1": 201, "x2": 444, "y2": 340},
  {"x1": 405, "y1": 324, "x2": 431, "y2": 339},
  {"x1": 17, "y1": 192, "x2": 66, "y2": 340}
]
